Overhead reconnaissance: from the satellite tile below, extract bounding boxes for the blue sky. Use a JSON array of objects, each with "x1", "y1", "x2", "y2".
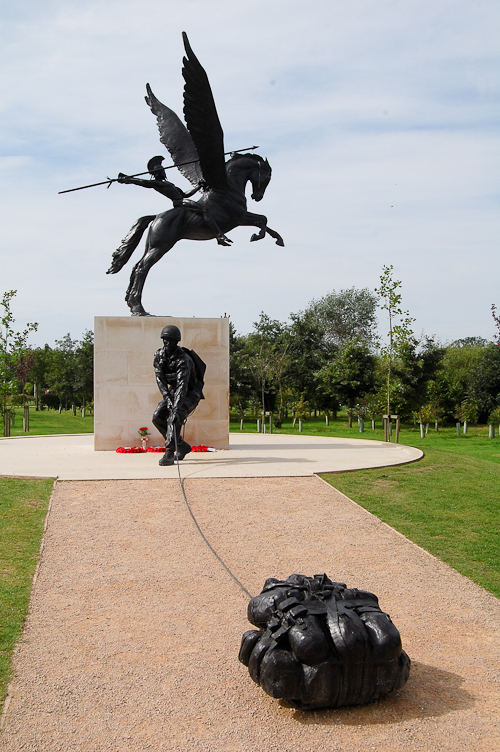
[{"x1": 1, "y1": 0, "x2": 499, "y2": 346}]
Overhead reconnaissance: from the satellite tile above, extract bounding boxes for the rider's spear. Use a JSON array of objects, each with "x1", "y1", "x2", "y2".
[{"x1": 58, "y1": 146, "x2": 260, "y2": 194}]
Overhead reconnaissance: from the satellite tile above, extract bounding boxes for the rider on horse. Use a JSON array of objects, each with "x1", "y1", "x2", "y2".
[{"x1": 117, "y1": 156, "x2": 233, "y2": 246}]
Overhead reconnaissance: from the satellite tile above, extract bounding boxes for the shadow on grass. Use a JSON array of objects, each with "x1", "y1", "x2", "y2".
[{"x1": 286, "y1": 662, "x2": 474, "y2": 725}]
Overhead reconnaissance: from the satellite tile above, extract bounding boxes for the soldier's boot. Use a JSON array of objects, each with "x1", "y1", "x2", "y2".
[
  {"x1": 175, "y1": 439, "x2": 192, "y2": 461},
  {"x1": 159, "y1": 449, "x2": 175, "y2": 466}
]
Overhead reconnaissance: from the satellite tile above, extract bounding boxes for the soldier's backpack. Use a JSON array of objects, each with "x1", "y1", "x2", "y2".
[{"x1": 181, "y1": 348, "x2": 206, "y2": 399}]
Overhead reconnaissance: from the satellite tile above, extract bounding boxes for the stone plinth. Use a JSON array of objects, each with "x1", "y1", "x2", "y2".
[{"x1": 94, "y1": 317, "x2": 229, "y2": 451}]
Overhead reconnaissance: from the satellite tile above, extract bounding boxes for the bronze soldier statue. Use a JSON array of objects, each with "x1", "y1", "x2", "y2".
[{"x1": 152, "y1": 324, "x2": 205, "y2": 466}]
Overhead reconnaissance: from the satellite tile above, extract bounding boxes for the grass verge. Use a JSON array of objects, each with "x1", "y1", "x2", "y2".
[
  {"x1": 321, "y1": 447, "x2": 500, "y2": 598},
  {"x1": 0, "y1": 477, "x2": 54, "y2": 704},
  {"x1": 7, "y1": 407, "x2": 93, "y2": 437}
]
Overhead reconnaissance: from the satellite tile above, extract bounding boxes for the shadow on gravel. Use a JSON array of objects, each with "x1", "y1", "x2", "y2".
[{"x1": 288, "y1": 662, "x2": 475, "y2": 725}]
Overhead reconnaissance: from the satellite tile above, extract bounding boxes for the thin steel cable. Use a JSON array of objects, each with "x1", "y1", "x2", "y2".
[{"x1": 173, "y1": 431, "x2": 252, "y2": 600}]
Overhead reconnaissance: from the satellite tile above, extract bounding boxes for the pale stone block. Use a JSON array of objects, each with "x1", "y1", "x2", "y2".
[{"x1": 94, "y1": 316, "x2": 229, "y2": 451}]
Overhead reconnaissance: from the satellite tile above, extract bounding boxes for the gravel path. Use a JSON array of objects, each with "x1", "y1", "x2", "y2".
[{"x1": 2, "y1": 476, "x2": 499, "y2": 751}]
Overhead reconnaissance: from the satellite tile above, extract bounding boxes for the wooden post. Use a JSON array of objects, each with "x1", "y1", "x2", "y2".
[
  {"x1": 269, "y1": 412, "x2": 272, "y2": 434},
  {"x1": 383, "y1": 415, "x2": 389, "y2": 442},
  {"x1": 240, "y1": 418, "x2": 243, "y2": 430},
  {"x1": 292, "y1": 417, "x2": 296, "y2": 428},
  {"x1": 325, "y1": 414, "x2": 329, "y2": 426},
  {"x1": 23, "y1": 405, "x2": 30, "y2": 432},
  {"x1": 420, "y1": 423, "x2": 425, "y2": 438},
  {"x1": 463, "y1": 420, "x2": 468, "y2": 434},
  {"x1": 299, "y1": 419, "x2": 303, "y2": 433},
  {"x1": 395, "y1": 416, "x2": 400, "y2": 443},
  {"x1": 256, "y1": 418, "x2": 260, "y2": 433},
  {"x1": 489, "y1": 424, "x2": 494, "y2": 439},
  {"x1": 359, "y1": 419, "x2": 364, "y2": 433},
  {"x1": 456, "y1": 422, "x2": 461, "y2": 436},
  {"x1": 435, "y1": 419, "x2": 439, "y2": 431},
  {"x1": 372, "y1": 419, "x2": 375, "y2": 430},
  {"x1": 3, "y1": 410, "x2": 11, "y2": 437}
]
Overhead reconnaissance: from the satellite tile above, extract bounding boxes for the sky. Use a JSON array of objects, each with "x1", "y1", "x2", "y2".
[{"x1": 1, "y1": 0, "x2": 499, "y2": 347}]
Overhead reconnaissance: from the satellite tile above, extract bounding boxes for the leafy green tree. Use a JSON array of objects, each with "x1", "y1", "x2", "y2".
[
  {"x1": 73, "y1": 330, "x2": 94, "y2": 409},
  {"x1": 317, "y1": 339, "x2": 376, "y2": 427},
  {"x1": 12, "y1": 348, "x2": 37, "y2": 406},
  {"x1": 392, "y1": 337, "x2": 445, "y2": 419},
  {"x1": 29, "y1": 345, "x2": 53, "y2": 410},
  {"x1": 0, "y1": 291, "x2": 38, "y2": 433},
  {"x1": 468, "y1": 344, "x2": 500, "y2": 421},
  {"x1": 46, "y1": 333, "x2": 78, "y2": 410},
  {"x1": 284, "y1": 312, "x2": 334, "y2": 411},
  {"x1": 243, "y1": 313, "x2": 290, "y2": 417},
  {"x1": 430, "y1": 341, "x2": 486, "y2": 421},
  {"x1": 229, "y1": 322, "x2": 254, "y2": 417},
  {"x1": 302, "y1": 287, "x2": 379, "y2": 349}
]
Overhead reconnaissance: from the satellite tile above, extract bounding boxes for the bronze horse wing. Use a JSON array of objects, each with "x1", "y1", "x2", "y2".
[
  {"x1": 144, "y1": 84, "x2": 203, "y2": 188},
  {"x1": 145, "y1": 33, "x2": 228, "y2": 194},
  {"x1": 181, "y1": 32, "x2": 228, "y2": 192}
]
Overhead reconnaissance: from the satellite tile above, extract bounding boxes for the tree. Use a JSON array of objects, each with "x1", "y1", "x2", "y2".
[
  {"x1": 392, "y1": 337, "x2": 445, "y2": 419},
  {"x1": 284, "y1": 312, "x2": 334, "y2": 410},
  {"x1": 375, "y1": 265, "x2": 417, "y2": 416},
  {"x1": 317, "y1": 339, "x2": 376, "y2": 427},
  {"x1": 46, "y1": 333, "x2": 78, "y2": 410},
  {"x1": 491, "y1": 304, "x2": 500, "y2": 346},
  {"x1": 0, "y1": 290, "x2": 38, "y2": 433},
  {"x1": 468, "y1": 344, "x2": 500, "y2": 422},
  {"x1": 229, "y1": 322, "x2": 254, "y2": 416},
  {"x1": 243, "y1": 313, "x2": 290, "y2": 418},
  {"x1": 302, "y1": 287, "x2": 379, "y2": 349},
  {"x1": 430, "y1": 341, "x2": 486, "y2": 422},
  {"x1": 12, "y1": 348, "x2": 37, "y2": 406},
  {"x1": 73, "y1": 330, "x2": 94, "y2": 409}
]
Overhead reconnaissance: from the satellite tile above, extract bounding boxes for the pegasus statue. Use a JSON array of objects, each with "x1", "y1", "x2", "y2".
[{"x1": 106, "y1": 32, "x2": 284, "y2": 316}]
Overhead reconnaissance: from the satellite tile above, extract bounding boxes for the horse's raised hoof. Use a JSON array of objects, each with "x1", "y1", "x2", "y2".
[
  {"x1": 276, "y1": 238, "x2": 285, "y2": 247},
  {"x1": 250, "y1": 233, "x2": 263, "y2": 242},
  {"x1": 217, "y1": 234, "x2": 233, "y2": 246}
]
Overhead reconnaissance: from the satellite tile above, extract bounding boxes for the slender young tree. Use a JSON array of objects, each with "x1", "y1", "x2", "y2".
[
  {"x1": 375, "y1": 266, "x2": 416, "y2": 416},
  {"x1": 491, "y1": 304, "x2": 500, "y2": 346}
]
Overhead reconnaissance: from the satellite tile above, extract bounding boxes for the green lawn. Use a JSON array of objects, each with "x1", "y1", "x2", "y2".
[
  {"x1": 0, "y1": 477, "x2": 54, "y2": 703},
  {"x1": 231, "y1": 415, "x2": 500, "y2": 599},
  {"x1": 7, "y1": 406, "x2": 93, "y2": 437}
]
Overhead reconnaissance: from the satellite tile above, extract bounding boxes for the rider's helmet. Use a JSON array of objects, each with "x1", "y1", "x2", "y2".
[
  {"x1": 147, "y1": 155, "x2": 167, "y2": 181},
  {"x1": 161, "y1": 325, "x2": 181, "y2": 341}
]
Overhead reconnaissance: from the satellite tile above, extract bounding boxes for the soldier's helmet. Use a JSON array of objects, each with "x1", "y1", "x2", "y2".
[
  {"x1": 147, "y1": 155, "x2": 167, "y2": 181},
  {"x1": 161, "y1": 325, "x2": 181, "y2": 341}
]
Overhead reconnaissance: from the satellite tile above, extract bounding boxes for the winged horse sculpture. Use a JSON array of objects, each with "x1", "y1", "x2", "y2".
[{"x1": 107, "y1": 32, "x2": 284, "y2": 316}]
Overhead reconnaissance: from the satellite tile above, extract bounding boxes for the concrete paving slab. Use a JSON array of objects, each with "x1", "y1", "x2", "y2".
[{"x1": 0, "y1": 433, "x2": 422, "y2": 480}]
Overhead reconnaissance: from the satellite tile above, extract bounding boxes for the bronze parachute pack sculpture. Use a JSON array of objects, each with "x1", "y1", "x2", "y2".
[{"x1": 239, "y1": 574, "x2": 411, "y2": 709}]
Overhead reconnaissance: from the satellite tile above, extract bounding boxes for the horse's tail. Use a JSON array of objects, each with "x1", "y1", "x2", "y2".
[{"x1": 106, "y1": 215, "x2": 156, "y2": 274}]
